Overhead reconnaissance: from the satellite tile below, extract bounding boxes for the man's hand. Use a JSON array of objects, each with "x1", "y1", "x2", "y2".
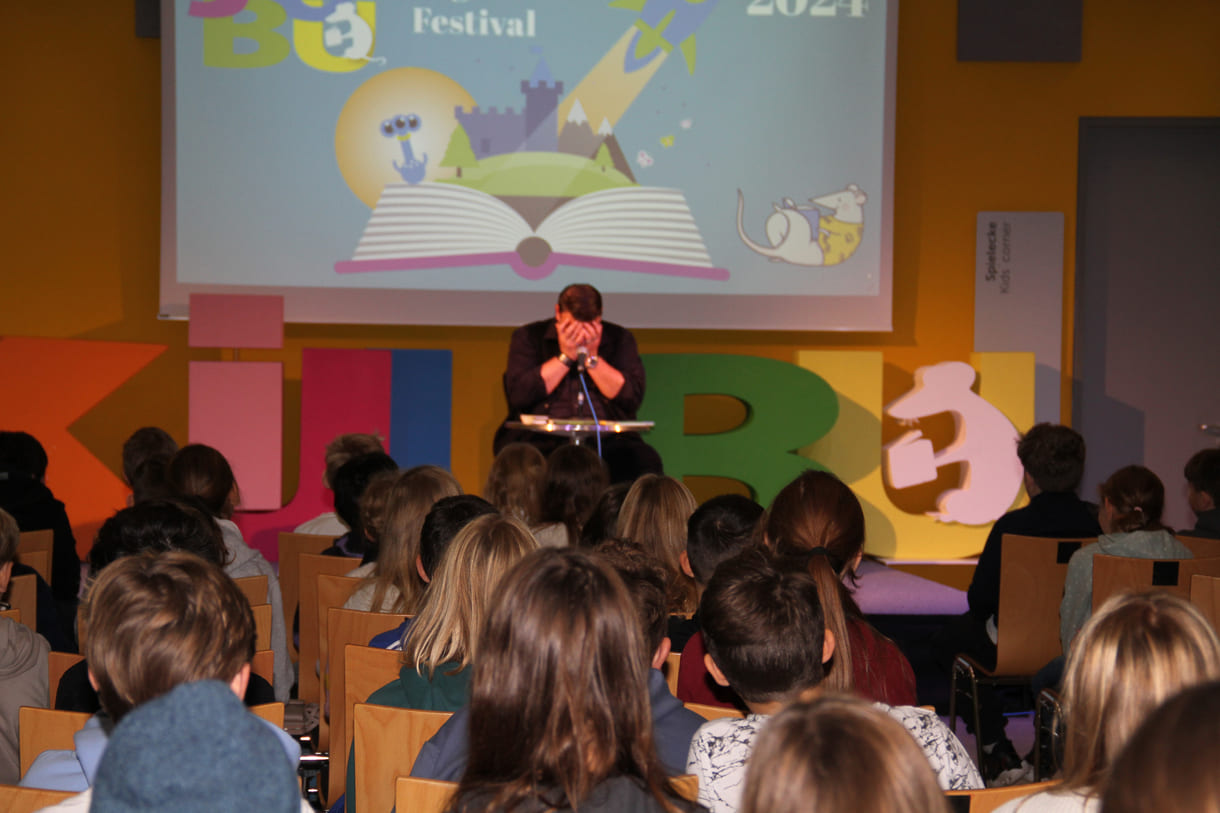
[{"x1": 556, "y1": 315, "x2": 587, "y2": 360}]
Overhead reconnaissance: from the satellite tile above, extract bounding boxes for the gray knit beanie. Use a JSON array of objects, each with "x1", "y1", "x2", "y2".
[{"x1": 91, "y1": 680, "x2": 300, "y2": 813}]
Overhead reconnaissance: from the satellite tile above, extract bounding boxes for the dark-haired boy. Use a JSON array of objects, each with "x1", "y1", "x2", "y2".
[
  {"x1": 688, "y1": 550, "x2": 980, "y2": 813},
  {"x1": 932, "y1": 423, "x2": 1100, "y2": 776},
  {"x1": 675, "y1": 494, "x2": 762, "y2": 706},
  {"x1": 1184, "y1": 448, "x2": 1220, "y2": 539}
]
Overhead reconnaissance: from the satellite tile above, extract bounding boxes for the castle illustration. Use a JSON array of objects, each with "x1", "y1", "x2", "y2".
[{"x1": 455, "y1": 58, "x2": 563, "y2": 158}]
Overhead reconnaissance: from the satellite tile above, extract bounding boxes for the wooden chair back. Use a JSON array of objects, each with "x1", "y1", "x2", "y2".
[
  {"x1": 48, "y1": 652, "x2": 84, "y2": 702},
  {"x1": 327, "y1": 611, "x2": 408, "y2": 802},
  {"x1": 337, "y1": 645, "x2": 405, "y2": 803},
  {"x1": 14, "y1": 551, "x2": 49, "y2": 588},
  {"x1": 0, "y1": 610, "x2": 18, "y2": 625},
  {"x1": 252, "y1": 604, "x2": 272, "y2": 652},
  {"x1": 7, "y1": 575, "x2": 36, "y2": 635},
  {"x1": 0, "y1": 784, "x2": 74, "y2": 812},
  {"x1": 663, "y1": 651, "x2": 681, "y2": 696},
  {"x1": 994, "y1": 535, "x2": 1094, "y2": 674},
  {"x1": 251, "y1": 701, "x2": 286, "y2": 728},
  {"x1": 684, "y1": 702, "x2": 745, "y2": 721},
  {"x1": 16, "y1": 531, "x2": 52, "y2": 586},
  {"x1": 1092, "y1": 555, "x2": 1220, "y2": 611},
  {"x1": 315, "y1": 575, "x2": 361, "y2": 753},
  {"x1": 391, "y1": 774, "x2": 700, "y2": 813},
  {"x1": 395, "y1": 776, "x2": 455, "y2": 813},
  {"x1": 233, "y1": 575, "x2": 269, "y2": 608},
  {"x1": 297, "y1": 554, "x2": 360, "y2": 707},
  {"x1": 276, "y1": 532, "x2": 336, "y2": 662},
  {"x1": 1190, "y1": 573, "x2": 1220, "y2": 632},
  {"x1": 946, "y1": 780, "x2": 1059, "y2": 812},
  {"x1": 1177, "y1": 535, "x2": 1220, "y2": 560},
  {"x1": 354, "y1": 704, "x2": 451, "y2": 813},
  {"x1": 251, "y1": 649, "x2": 275, "y2": 689},
  {"x1": 18, "y1": 707, "x2": 91, "y2": 778}
]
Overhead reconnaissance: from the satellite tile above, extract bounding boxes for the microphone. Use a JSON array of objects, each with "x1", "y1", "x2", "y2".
[{"x1": 576, "y1": 346, "x2": 588, "y2": 372}]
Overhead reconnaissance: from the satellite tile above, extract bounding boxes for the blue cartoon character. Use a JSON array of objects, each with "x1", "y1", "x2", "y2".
[{"x1": 381, "y1": 114, "x2": 428, "y2": 185}]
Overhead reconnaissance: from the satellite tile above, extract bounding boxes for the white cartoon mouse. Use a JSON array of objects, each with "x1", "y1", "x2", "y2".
[
  {"x1": 323, "y1": 2, "x2": 386, "y2": 64},
  {"x1": 736, "y1": 184, "x2": 866, "y2": 267}
]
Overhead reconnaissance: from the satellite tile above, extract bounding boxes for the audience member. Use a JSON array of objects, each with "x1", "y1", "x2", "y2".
[
  {"x1": 21, "y1": 551, "x2": 303, "y2": 807},
  {"x1": 440, "y1": 549, "x2": 699, "y2": 813},
  {"x1": 994, "y1": 592, "x2": 1220, "y2": 813},
  {"x1": 1, "y1": 504, "x2": 72, "y2": 652},
  {"x1": 764, "y1": 469, "x2": 918, "y2": 706},
  {"x1": 932, "y1": 423, "x2": 1101, "y2": 777},
  {"x1": 0, "y1": 430, "x2": 81, "y2": 628},
  {"x1": 578, "y1": 481, "x2": 631, "y2": 549},
  {"x1": 1183, "y1": 447, "x2": 1220, "y2": 539},
  {"x1": 686, "y1": 549, "x2": 979, "y2": 813},
  {"x1": 166, "y1": 444, "x2": 292, "y2": 700},
  {"x1": 676, "y1": 494, "x2": 763, "y2": 706},
  {"x1": 336, "y1": 513, "x2": 537, "y2": 812},
  {"x1": 532, "y1": 444, "x2": 609, "y2": 548},
  {"x1": 367, "y1": 495, "x2": 499, "y2": 650},
  {"x1": 412, "y1": 540, "x2": 705, "y2": 780},
  {"x1": 81, "y1": 680, "x2": 307, "y2": 813},
  {"x1": 483, "y1": 442, "x2": 545, "y2": 526},
  {"x1": 0, "y1": 507, "x2": 49, "y2": 785},
  {"x1": 1101, "y1": 681, "x2": 1220, "y2": 813},
  {"x1": 121, "y1": 426, "x2": 178, "y2": 505},
  {"x1": 324, "y1": 452, "x2": 397, "y2": 559},
  {"x1": 618, "y1": 474, "x2": 699, "y2": 616},
  {"x1": 1060, "y1": 465, "x2": 1191, "y2": 651},
  {"x1": 342, "y1": 464, "x2": 461, "y2": 613},
  {"x1": 55, "y1": 499, "x2": 273, "y2": 711},
  {"x1": 740, "y1": 695, "x2": 951, "y2": 813},
  {"x1": 294, "y1": 432, "x2": 386, "y2": 536}
]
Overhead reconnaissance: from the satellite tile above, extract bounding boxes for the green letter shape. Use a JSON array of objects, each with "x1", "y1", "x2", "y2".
[
  {"x1": 203, "y1": 0, "x2": 290, "y2": 69},
  {"x1": 640, "y1": 354, "x2": 838, "y2": 506}
]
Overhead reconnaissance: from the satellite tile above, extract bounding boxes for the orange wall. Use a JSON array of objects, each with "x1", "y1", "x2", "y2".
[{"x1": 3, "y1": 1, "x2": 1219, "y2": 507}]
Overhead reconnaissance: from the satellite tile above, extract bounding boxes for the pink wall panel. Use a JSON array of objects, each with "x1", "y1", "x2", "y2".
[
  {"x1": 188, "y1": 361, "x2": 283, "y2": 511},
  {"x1": 188, "y1": 294, "x2": 284, "y2": 349}
]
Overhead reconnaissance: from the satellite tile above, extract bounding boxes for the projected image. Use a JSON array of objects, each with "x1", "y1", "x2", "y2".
[{"x1": 166, "y1": 0, "x2": 895, "y2": 329}]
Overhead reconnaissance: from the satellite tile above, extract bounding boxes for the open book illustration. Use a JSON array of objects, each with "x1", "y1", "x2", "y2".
[{"x1": 334, "y1": 182, "x2": 728, "y2": 281}]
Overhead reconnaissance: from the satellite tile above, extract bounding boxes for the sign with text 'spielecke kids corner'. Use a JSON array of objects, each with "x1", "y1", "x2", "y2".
[{"x1": 166, "y1": 0, "x2": 895, "y2": 330}]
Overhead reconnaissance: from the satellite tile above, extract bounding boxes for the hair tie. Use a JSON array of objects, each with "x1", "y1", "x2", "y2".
[{"x1": 807, "y1": 546, "x2": 830, "y2": 556}]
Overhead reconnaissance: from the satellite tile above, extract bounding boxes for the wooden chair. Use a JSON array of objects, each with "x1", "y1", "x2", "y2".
[
  {"x1": 395, "y1": 776, "x2": 455, "y2": 813},
  {"x1": 14, "y1": 551, "x2": 49, "y2": 588},
  {"x1": 16, "y1": 531, "x2": 52, "y2": 586},
  {"x1": 950, "y1": 535, "x2": 1094, "y2": 767},
  {"x1": 251, "y1": 701, "x2": 286, "y2": 728},
  {"x1": 394, "y1": 774, "x2": 700, "y2": 813},
  {"x1": 0, "y1": 610, "x2": 18, "y2": 624},
  {"x1": 276, "y1": 532, "x2": 336, "y2": 662},
  {"x1": 315, "y1": 574, "x2": 362, "y2": 753},
  {"x1": 1176, "y1": 535, "x2": 1220, "y2": 560},
  {"x1": 233, "y1": 574, "x2": 269, "y2": 609},
  {"x1": 684, "y1": 702, "x2": 745, "y2": 721},
  {"x1": 252, "y1": 604, "x2": 272, "y2": 652},
  {"x1": 353, "y1": 704, "x2": 451, "y2": 813},
  {"x1": 251, "y1": 649, "x2": 275, "y2": 689},
  {"x1": 0, "y1": 784, "x2": 75, "y2": 812},
  {"x1": 18, "y1": 707, "x2": 91, "y2": 777},
  {"x1": 946, "y1": 780, "x2": 1058, "y2": 812},
  {"x1": 7, "y1": 575, "x2": 36, "y2": 634},
  {"x1": 327, "y1": 611, "x2": 407, "y2": 802},
  {"x1": 336, "y1": 645, "x2": 404, "y2": 803},
  {"x1": 1190, "y1": 573, "x2": 1220, "y2": 632},
  {"x1": 48, "y1": 652, "x2": 84, "y2": 702},
  {"x1": 1091, "y1": 555, "x2": 1220, "y2": 610},
  {"x1": 297, "y1": 553, "x2": 360, "y2": 707},
  {"x1": 663, "y1": 651, "x2": 681, "y2": 696}
]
